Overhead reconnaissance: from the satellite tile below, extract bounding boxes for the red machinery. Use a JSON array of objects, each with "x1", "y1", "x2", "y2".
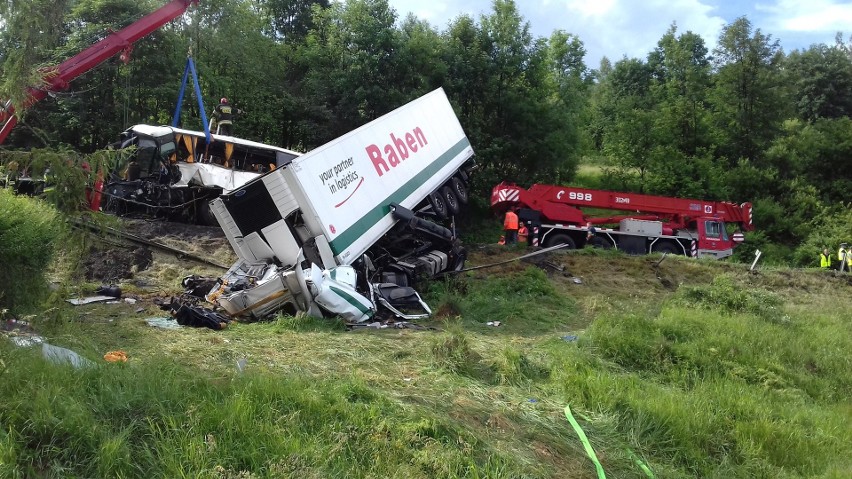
[
  {"x1": 492, "y1": 182, "x2": 754, "y2": 259},
  {"x1": 0, "y1": 0, "x2": 198, "y2": 145}
]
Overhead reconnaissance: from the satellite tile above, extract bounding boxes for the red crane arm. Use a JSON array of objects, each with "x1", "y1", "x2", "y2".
[{"x1": 0, "y1": 0, "x2": 198, "y2": 145}]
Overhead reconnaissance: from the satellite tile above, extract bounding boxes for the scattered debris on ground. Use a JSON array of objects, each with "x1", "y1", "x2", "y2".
[
  {"x1": 103, "y1": 350, "x2": 128, "y2": 362},
  {"x1": 158, "y1": 296, "x2": 230, "y2": 330},
  {"x1": 146, "y1": 317, "x2": 181, "y2": 330},
  {"x1": 66, "y1": 295, "x2": 116, "y2": 306},
  {"x1": 347, "y1": 319, "x2": 438, "y2": 331},
  {"x1": 2, "y1": 316, "x2": 44, "y2": 347},
  {"x1": 41, "y1": 343, "x2": 94, "y2": 369}
]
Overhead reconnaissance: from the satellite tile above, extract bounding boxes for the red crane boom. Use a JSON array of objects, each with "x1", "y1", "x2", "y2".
[
  {"x1": 492, "y1": 182, "x2": 754, "y2": 231},
  {"x1": 492, "y1": 181, "x2": 754, "y2": 259},
  {"x1": 0, "y1": 0, "x2": 198, "y2": 145}
]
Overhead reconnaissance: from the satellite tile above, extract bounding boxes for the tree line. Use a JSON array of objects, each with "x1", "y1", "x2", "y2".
[{"x1": 1, "y1": 0, "x2": 850, "y2": 264}]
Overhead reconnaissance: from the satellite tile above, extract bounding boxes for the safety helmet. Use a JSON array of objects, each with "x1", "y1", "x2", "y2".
[{"x1": 220, "y1": 97, "x2": 228, "y2": 104}]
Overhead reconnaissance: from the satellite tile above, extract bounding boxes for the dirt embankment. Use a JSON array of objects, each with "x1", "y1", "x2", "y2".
[{"x1": 82, "y1": 218, "x2": 232, "y2": 285}]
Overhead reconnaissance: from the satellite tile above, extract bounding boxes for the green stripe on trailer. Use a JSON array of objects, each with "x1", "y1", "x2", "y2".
[{"x1": 328, "y1": 137, "x2": 471, "y2": 255}]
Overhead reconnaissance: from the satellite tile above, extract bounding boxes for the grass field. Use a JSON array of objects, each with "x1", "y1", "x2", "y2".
[{"x1": 2, "y1": 239, "x2": 851, "y2": 478}]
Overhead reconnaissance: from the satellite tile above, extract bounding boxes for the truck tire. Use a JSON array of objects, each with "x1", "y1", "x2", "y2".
[
  {"x1": 450, "y1": 176, "x2": 469, "y2": 205},
  {"x1": 197, "y1": 199, "x2": 218, "y2": 226},
  {"x1": 428, "y1": 192, "x2": 448, "y2": 220},
  {"x1": 544, "y1": 233, "x2": 575, "y2": 249},
  {"x1": 588, "y1": 236, "x2": 612, "y2": 249},
  {"x1": 441, "y1": 186, "x2": 460, "y2": 216}
]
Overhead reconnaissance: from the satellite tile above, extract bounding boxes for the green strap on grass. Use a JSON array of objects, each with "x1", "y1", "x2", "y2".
[
  {"x1": 562, "y1": 405, "x2": 656, "y2": 479},
  {"x1": 564, "y1": 405, "x2": 607, "y2": 479},
  {"x1": 626, "y1": 448, "x2": 656, "y2": 478}
]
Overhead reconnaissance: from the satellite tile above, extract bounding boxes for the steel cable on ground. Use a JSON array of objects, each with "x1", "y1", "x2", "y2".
[
  {"x1": 73, "y1": 218, "x2": 228, "y2": 269},
  {"x1": 448, "y1": 243, "x2": 574, "y2": 274}
]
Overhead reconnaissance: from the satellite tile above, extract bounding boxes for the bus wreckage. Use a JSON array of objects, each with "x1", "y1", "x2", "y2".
[{"x1": 103, "y1": 125, "x2": 301, "y2": 224}]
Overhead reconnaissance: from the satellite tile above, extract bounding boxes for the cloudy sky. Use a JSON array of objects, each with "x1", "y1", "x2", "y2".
[{"x1": 386, "y1": 0, "x2": 852, "y2": 68}]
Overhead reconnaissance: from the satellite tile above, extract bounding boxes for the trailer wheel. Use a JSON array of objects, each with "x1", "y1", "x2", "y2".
[
  {"x1": 544, "y1": 233, "x2": 575, "y2": 249},
  {"x1": 441, "y1": 186, "x2": 461, "y2": 216},
  {"x1": 428, "y1": 192, "x2": 448, "y2": 220},
  {"x1": 450, "y1": 176, "x2": 469, "y2": 205},
  {"x1": 588, "y1": 236, "x2": 612, "y2": 249}
]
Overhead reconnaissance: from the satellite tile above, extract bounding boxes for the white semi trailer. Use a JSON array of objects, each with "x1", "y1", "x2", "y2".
[{"x1": 207, "y1": 88, "x2": 475, "y2": 322}]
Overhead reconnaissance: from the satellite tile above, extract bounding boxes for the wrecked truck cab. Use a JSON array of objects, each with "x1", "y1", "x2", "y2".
[
  {"x1": 207, "y1": 254, "x2": 377, "y2": 323},
  {"x1": 207, "y1": 88, "x2": 475, "y2": 323}
]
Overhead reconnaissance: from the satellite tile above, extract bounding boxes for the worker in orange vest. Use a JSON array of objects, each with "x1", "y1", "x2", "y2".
[
  {"x1": 518, "y1": 223, "x2": 528, "y2": 244},
  {"x1": 503, "y1": 209, "x2": 519, "y2": 245}
]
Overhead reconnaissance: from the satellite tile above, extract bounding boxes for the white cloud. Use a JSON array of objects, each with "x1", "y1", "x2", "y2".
[
  {"x1": 563, "y1": 0, "x2": 617, "y2": 18},
  {"x1": 532, "y1": 0, "x2": 727, "y2": 66},
  {"x1": 387, "y1": 0, "x2": 487, "y2": 27},
  {"x1": 757, "y1": 0, "x2": 852, "y2": 32},
  {"x1": 386, "y1": 0, "x2": 835, "y2": 67}
]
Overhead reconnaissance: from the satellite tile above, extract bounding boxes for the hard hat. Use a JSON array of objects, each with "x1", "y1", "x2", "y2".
[{"x1": 220, "y1": 97, "x2": 228, "y2": 104}]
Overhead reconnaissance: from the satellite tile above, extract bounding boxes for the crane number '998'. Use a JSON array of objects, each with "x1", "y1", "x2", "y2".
[{"x1": 558, "y1": 190, "x2": 593, "y2": 201}]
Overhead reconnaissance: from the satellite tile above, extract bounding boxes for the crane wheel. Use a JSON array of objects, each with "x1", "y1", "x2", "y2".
[
  {"x1": 653, "y1": 241, "x2": 680, "y2": 255},
  {"x1": 588, "y1": 236, "x2": 612, "y2": 249},
  {"x1": 544, "y1": 233, "x2": 575, "y2": 249}
]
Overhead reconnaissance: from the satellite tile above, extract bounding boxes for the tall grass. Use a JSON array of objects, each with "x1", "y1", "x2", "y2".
[
  {"x1": 546, "y1": 275, "x2": 852, "y2": 477},
  {"x1": 0, "y1": 343, "x2": 542, "y2": 478},
  {"x1": 3, "y1": 249, "x2": 849, "y2": 478},
  {"x1": 430, "y1": 267, "x2": 578, "y2": 334},
  {"x1": 0, "y1": 190, "x2": 64, "y2": 312}
]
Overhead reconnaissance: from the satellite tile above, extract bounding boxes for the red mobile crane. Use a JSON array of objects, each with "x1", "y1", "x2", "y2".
[
  {"x1": 492, "y1": 182, "x2": 754, "y2": 259},
  {"x1": 0, "y1": 0, "x2": 199, "y2": 145}
]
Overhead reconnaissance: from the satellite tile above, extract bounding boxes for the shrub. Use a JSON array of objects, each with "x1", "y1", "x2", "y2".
[
  {"x1": 791, "y1": 204, "x2": 852, "y2": 267},
  {"x1": 430, "y1": 326, "x2": 482, "y2": 377},
  {"x1": 676, "y1": 275, "x2": 785, "y2": 322},
  {"x1": 491, "y1": 347, "x2": 547, "y2": 385},
  {"x1": 0, "y1": 190, "x2": 63, "y2": 312}
]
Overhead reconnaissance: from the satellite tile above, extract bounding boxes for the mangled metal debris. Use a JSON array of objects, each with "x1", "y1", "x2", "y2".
[{"x1": 194, "y1": 89, "x2": 475, "y2": 325}]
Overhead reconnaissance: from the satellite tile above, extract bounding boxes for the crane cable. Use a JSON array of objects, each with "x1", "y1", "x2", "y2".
[{"x1": 123, "y1": 62, "x2": 130, "y2": 128}]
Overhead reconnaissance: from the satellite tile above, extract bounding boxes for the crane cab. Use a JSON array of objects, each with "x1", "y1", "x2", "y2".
[{"x1": 693, "y1": 217, "x2": 743, "y2": 259}]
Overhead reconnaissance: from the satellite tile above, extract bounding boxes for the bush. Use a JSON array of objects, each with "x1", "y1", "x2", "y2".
[
  {"x1": 791, "y1": 204, "x2": 852, "y2": 267},
  {"x1": 0, "y1": 189, "x2": 63, "y2": 312},
  {"x1": 676, "y1": 275, "x2": 785, "y2": 322}
]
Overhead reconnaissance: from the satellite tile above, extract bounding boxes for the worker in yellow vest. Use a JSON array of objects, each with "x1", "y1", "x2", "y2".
[{"x1": 819, "y1": 248, "x2": 832, "y2": 268}]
